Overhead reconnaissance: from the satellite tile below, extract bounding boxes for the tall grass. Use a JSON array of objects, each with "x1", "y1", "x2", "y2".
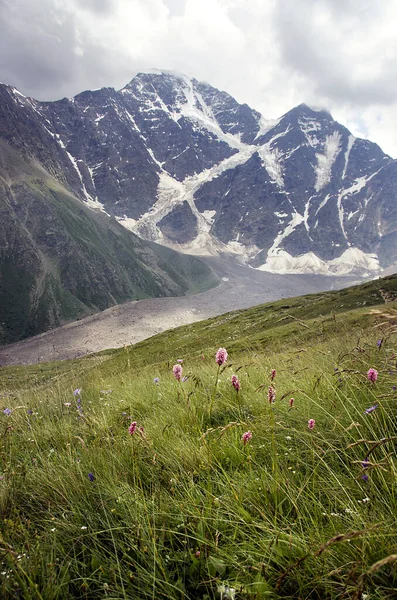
[{"x1": 0, "y1": 301, "x2": 396, "y2": 598}]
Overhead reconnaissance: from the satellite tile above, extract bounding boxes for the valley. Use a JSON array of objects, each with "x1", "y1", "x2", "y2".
[{"x1": 0, "y1": 255, "x2": 357, "y2": 365}]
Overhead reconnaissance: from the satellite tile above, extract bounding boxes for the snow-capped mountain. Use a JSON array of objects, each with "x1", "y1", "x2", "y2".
[{"x1": 2, "y1": 69, "x2": 397, "y2": 276}]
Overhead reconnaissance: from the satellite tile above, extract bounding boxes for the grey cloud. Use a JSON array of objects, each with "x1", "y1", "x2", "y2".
[
  {"x1": 274, "y1": 0, "x2": 397, "y2": 106},
  {"x1": 0, "y1": 0, "x2": 142, "y2": 99},
  {"x1": 80, "y1": 0, "x2": 115, "y2": 14}
]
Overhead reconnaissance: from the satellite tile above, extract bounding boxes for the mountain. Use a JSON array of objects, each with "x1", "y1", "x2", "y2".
[
  {"x1": 1, "y1": 69, "x2": 397, "y2": 289},
  {"x1": 0, "y1": 126, "x2": 218, "y2": 344}
]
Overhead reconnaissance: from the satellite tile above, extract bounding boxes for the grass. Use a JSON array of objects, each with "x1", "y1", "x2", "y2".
[{"x1": 0, "y1": 277, "x2": 397, "y2": 599}]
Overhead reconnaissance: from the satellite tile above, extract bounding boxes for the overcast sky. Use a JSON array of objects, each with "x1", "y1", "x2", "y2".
[{"x1": 1, "y1": 0, "x2": 397, "y2": 156}]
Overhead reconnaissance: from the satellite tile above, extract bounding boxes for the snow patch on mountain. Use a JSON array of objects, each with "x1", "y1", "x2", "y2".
[
  {"x1": 342, "y1": 134, "x2": 355, "y2": 179},
  {"x1": 314, "y1": 132, "x2": 342, "y2": 191},
  {"x1": 254, "y1": 115, "x2": 281, "y2": 139},
  {"x1": 257, "y1": 247, "x2": 381, "y2": 276},
  {"x1": 267, "y1": 212, "x2": 305, "y2": 257},
  {"x1": 257, "y1": 144, "x2": 284, "y2": 187}
]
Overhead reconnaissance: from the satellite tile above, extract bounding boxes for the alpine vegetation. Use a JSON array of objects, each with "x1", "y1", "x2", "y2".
[{"x1": 0, "y1": 277, "x2": 396, "y2": 599}]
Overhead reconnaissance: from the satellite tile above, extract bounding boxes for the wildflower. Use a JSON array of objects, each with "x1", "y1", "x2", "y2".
[
  {"x1": 289, "y1": 397, "x2": 294, "y2": 408},
  {"x1": 364, "y1": 404, "x2": 378, "y2": 414},
  {"x1": 129, "y1": 421, "x2": 137, "y2": 435},
  {"x1": 241, "y1": 430, "x2": 252, "y2": 445},
  {"x1": 215, "y1": 347, "x2": 228, "y2": 366},
  {"x1": 153, "y1": 377, "x2": 160, "y2": 384},
  {"x1": 88, "y1": 472, "x2": 95, "y2": 482},
  {"x1": 195, "y1": 550, "x2": 201, "y2": 558},
  {"x1": 172, "y1": 364, "x2": 183, "y2": 381},
  {"x1": 182, "y1": 376, "x2": 188, "y2": 382},
  {"x1": 231, "y1": 375, "x2": 241, "y2": 391},
  {"x1": 177, "y1": 358, "x2": 183, "y2": 364},
  {"x1": 217, "y1": 585, "x2": 236, "y2": 600},
  {"x1": 268, "y1": 386, "x2": 276, "y2": 403},
  {"x1": 271, "y1": 369, "x2": 276, "y2": 380},
  {"x1": 3, "y1": 408, "x2": 11, "y2": 416},
  {"x1": 139, "y1": 425, "x2": 145, "y2": 434},
  {"x1": 27, "y1": 409, "x2": 33, "y2": 415},
  {"x1": 367, "y1": 368, "x2": 378, "y2": 383},
  {"x1": 361, "y1": 458, "x2": 369, "y2": 469},
  {"x1": 80, "y1": 526, "x2": 87, "y2": 530},
  {"x1": 73, "y1": 388, "x2": 81, "y2": 396},
  {"x1": 377, "y1": 338, "x2": 383, "y2": 348},
  {"x1": 393, "y1": 386, "x2": 397, "y2": 391},
  {"x1": 64, "y1": 402, "x2": 71, "y2": 407},
  {"x1": 361, "y1": 474, "x2": 369, "y2": 482},
  {"x1": 308, "y1": 418, "x2": 316, "y2": 430}
]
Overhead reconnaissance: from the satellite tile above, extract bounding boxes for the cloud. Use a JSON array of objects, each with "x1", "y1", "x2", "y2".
[{"x1": 1, "y1": 0, "x2": 397, "y2": 155}]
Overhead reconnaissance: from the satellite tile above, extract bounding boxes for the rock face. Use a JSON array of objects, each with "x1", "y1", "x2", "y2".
[{"x1": 1, "y1": 69, "x2": 397, "y2": 298}]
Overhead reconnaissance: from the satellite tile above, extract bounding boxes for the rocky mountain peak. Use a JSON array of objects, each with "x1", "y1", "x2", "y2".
[{"x1": 2, "y1": 71, "x2": 397, "y2": 279}]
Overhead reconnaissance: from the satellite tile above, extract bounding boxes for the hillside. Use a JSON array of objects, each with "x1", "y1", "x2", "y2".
[
  {"x1": 0, "y1": 275, "x2": 396, "y2": 598},
  {"x1": 0, "y1": 140, "x2": 218, "y2": 344}
]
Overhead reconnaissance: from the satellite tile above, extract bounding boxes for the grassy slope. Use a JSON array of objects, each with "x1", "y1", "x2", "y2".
[{"x1": 0, "y1": 276, "x2": 397, "y2": 598}]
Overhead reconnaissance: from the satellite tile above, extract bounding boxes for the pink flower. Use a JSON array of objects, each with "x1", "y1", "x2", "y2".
[
  {"x1": 289, "y1": 397, "x2": 294, "y2": 408},
  {"x1": 268, "y1": 385, "x2": 276, "y2": 403},
  {"x1": 367, "y1": 368, "x2": 378, "y2": 383},
  {"x1": 177, "y1": 358, "x2": 184, "y2": 364},
  {"x1": 271, "y1": 369, "x2": 276, "y2": 381},
  {"x1": 173, "y1": 364, "x2": 183, "y2": 381},
  {"x1": 231, "y1": 375, "x2": 241, "y2": 391},
  {"x1": 308, "y1": 419, "x2": 315, "y2": 430},
  {"x1": 215, "y1": 347, "x2": 228, "y2": 366},
  {"x1": 241, "y1": 430, "x2": 252, "y2": 445},
  {"x1": 195, "y1": 550, "x2": 201, "y2": 558},
  {"x1": 129, "y1": 421, "x2": 137, "y2": 435}
]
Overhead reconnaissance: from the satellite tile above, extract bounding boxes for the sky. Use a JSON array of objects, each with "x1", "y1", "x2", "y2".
[{"x1": 1, "y1": 0, "x2": 397, "y2": 157}]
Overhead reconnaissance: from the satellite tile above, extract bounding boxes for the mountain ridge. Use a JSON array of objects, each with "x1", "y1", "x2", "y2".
[{"x1": 1, "y1": 70, "x2": 397, "y2": 279}]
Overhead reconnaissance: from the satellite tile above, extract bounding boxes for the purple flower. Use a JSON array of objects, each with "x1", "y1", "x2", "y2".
[
  {"x1": 173, "y1": 364, "x2": 183, "y2": 381},
  {"x1": 361, "y1": 458, "x2": 369, "y2": 469},
  {"x1": 241, "y1": 430, "x2": 252, "y2": 445},
  {"x1": 364, "y1": 404, "x2": 378, "y2": 414},
  {"x1": 367, "y1": 368, "x2": 378, "y2": 383},
  {"x1": 308, "y1": 419, "x2": 316, "y2": 430},
  {"x1": 73, "y1": 388, "x2": 81, "y2": 396},
  {"x1": 268, "y1": 386, "x2": 276, "y2": 404},
  {"x1": 27, "y1": 409, "x2": 33, "y2": 415},
  {"x1": 153, "y1": 377, "x2": 160, "y2": 384},
  {"x1": 129, "y1": 421, "x2": 137, "y2": 435},
  {"x1": 182, "y1": 376, "x2": 188, "y2": 383},
  {"x1": 215, "y1": 348, "x2": 228, "y2": 366},
  {"x1": 177, "y1": 359, "x2": 184, "y2": 364},
  {"x1": 392, "y1": 386, "x2": 397, "y2": 391},
  {"x1": 377, "y1": 339, "x2": 383, "y2": 348},
  {"x1": 3, "y1": 408, "x2": 12, "y2": 416},
  {"x1": 231, "y1": 375, "x2": 241, "y2": 391},
  {"x1": 361, "y1": 474, "x2": 369, "y2": 482},
  {"x1": 88, "y1": 472, "x2": 95, "y2": 482}
]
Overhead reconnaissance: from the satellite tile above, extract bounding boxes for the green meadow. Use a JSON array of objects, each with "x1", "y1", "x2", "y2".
[{"x1": 0, "y1": 275, "x2": 397, "y2": 599}]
